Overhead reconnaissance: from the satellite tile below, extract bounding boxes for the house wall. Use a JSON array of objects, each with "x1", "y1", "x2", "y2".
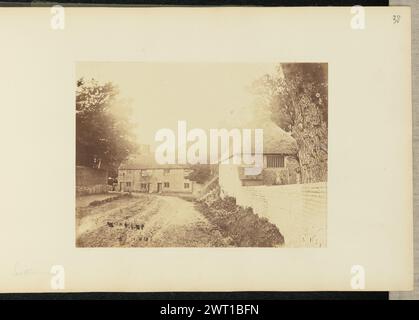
[
  {"x1": 118, "y1": 168, "x2": 193, "y2": 193},
  {"x1": 219, "y1": 163, "x2": 327, "y2": 247},
  {"x1": 264, "y1": 155, "x2": 300, "y2": 185},
  {"x1": 239, "y1": 154, "x2": 300, "y2": 186}
]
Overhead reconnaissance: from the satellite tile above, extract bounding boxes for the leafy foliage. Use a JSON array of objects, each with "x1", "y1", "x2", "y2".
[
  {"x1": 186, "y1": 164, "x2": 214, "y2": 184},
  {"x1": 76, "y1": 78, "x2": 137, "y2": 176},
  {"x1": 196, "y1": 195, "x2": 284, "y2": 247},
  {"x1": 252, "y1": 63, "x2": 328, "y2": 183}
]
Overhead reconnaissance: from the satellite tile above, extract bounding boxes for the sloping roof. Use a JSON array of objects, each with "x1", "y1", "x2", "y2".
[
  {"x1": 119, "y1": 154, "x2": 190, "y2": 170},
  {"x1": 226, "y1": 121, "x2": 297, "y2": 156},
  {"x1": 262, "y1": 122, "x2": 298, "y2": 154},
  {"x1": 120, "y1": 121, "x2": 297, "y2": 170}
]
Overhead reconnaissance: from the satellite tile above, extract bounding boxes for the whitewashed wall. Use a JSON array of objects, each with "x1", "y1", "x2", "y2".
[{"x1": 219, "y1": 164, "x2": 327, "y2": 247}]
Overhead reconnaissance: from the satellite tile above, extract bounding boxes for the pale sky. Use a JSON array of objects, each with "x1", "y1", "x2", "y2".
[{"x1": 76, "y1": 62, "x2": 277, "y2": 150}]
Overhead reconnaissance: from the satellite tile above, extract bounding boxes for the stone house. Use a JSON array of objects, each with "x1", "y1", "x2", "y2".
[{"x1": 118, "y1": 154, "x2": 194, "y2": 193}]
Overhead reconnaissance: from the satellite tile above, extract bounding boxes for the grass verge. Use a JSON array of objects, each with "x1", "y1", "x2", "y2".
[{"x1": 195, "y1": 196, "x2": 284, "y2": 247}]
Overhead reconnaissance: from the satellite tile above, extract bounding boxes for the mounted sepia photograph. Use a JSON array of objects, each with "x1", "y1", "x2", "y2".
[
  {"x1": 0, "y1": 6, "x2": 412, "y2": 293},
  {"x1": 75, "y1": 62, "x2": 328, "y2": 248}
]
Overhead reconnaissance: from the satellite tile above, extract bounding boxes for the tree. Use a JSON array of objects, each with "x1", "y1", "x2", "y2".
[
  {"x1": 252, "y1": 63, "x2": 328, "y2": 183},
  {"x1": 186, "y1": 164, "x2": 214, "y2": 184},
  {"x1": 76, "y1": 78, "x2": 137, "y2": 177}
]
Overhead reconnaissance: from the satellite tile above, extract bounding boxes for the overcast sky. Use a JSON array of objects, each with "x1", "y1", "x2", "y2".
[{"x1": 76, "y1": 62, "x2": 277, "y2": 150}]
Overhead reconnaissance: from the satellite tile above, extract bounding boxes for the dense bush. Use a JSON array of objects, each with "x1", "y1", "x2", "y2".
[{"x1": 196, "y1": 196, "x2": 284, "y2": 247}]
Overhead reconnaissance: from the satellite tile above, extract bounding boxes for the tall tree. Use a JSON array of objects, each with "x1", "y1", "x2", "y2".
[
  {"x1": 252, "y1": 63, "x2": 328, "y2": 183},
  {"x1": 76, "y1": 78, "x2": 137, "y2": 176}
]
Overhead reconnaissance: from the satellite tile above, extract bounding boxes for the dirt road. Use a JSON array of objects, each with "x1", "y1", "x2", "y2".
[{"x1": 76, "y1": 193, "x2": 229, "y2": 247}]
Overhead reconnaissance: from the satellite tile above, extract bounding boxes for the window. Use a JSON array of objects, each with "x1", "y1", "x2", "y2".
[
  {"x1": 266, "y1": 155, "x2": 284, "y2": 168},
  {"x1": 164, "y1": 182, "x2": 170, "y2": 188},
  {"x1": 141, "y1": 169, "x2": 152, "y2": 177},
  {"x1": 126, "y1": 182, "x2": 131, "y2": 187},
  {"x1": 140, "y1": 183, "x2": 147, "y2": 189},
  {"x1": 184, "y1": 183, "x2": 190, "y2": 189}
]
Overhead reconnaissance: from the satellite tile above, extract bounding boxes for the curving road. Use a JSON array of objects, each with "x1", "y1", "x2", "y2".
[{"x1": 76, "y1": 193, "x2": 228, "y2": 247}]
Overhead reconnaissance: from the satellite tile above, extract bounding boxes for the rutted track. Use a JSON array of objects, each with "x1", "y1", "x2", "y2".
[{"x1": 76, "y1": 194, "x2": 229, "y2": 247}]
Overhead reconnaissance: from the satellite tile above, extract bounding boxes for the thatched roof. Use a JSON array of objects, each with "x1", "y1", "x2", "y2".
[
  {"x1": 261, "y1": 122, "x2": 298, "y2": 155},
  {"x1": 227, "y1": 120, "x2": 297, "y2": 155},
  {"x1": 119, "y1": 154, "x2": 189, "y2": 170},
  {"x1": 120, "y1": 121, "x2": 297, "y2": 169}
]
